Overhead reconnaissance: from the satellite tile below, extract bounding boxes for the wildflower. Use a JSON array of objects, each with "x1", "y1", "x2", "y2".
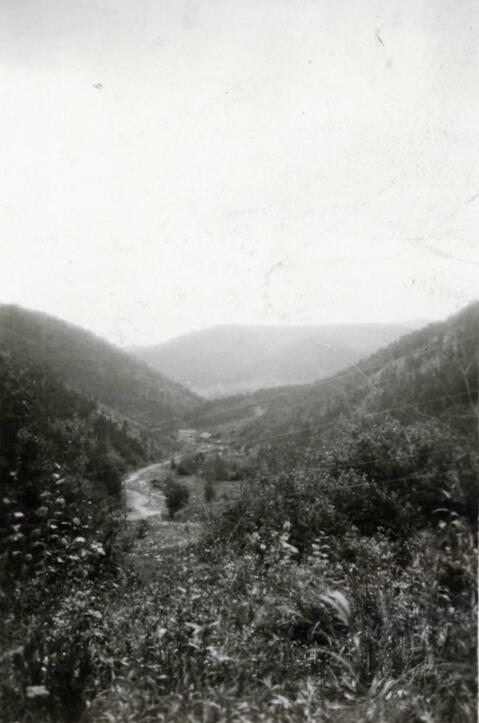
[{"x1": 26, "y1": 685, "x2": 49, "y2": 698}]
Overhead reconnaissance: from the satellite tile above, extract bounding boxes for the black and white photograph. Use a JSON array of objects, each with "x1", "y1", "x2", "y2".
[{"x1": 0, "y1": 1, "x2": 478, "y2": 721}]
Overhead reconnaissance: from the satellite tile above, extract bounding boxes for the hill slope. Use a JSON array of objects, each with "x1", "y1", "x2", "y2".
[
  {"x1": 0, "y1": 305, "x2": 201, "y2": 434},
  {"x1": 189, "y1": 302, "x2": 479, "y2": 447},
  {"x1": 129, "y1": 322, "x2": 420, "y2": 397}
]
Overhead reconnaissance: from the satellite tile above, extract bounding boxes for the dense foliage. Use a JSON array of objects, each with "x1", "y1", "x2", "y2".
[
  {"x1": 164, "y1": 477, "x2": 190, "y2": 519},
  {"x1": 211, "y1": 416, "x2": 478, "y2": 552},
  {"x1": 0, "y1": 351, "x2": 149, "y2": 583},
  {"x1": 0, "y1": 349, "x2": 152, "y2": 719},
  {"x1": 82, "y1": 514, "x2": 475, "y2": 723}
]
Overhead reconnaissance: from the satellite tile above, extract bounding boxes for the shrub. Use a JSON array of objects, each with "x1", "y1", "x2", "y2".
[
  {"x1": 176, "y1": 453, "x2": 202, "y2": 476},
  {"x1": 164, "y1": 478, "x2": 190, "y2": 519},
  {"x1": 210, "y1": 417, "x2": 479, "y2": 555}
]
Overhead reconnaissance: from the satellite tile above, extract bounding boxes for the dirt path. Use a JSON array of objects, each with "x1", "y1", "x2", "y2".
[
  {"x1": 125, "y1": 463, "x2": 169, "y2": 521},
  {"x1": 126, "y1": 488, "x2": 165, "y2": 520},
  {"x1": 124, "y1": 463, "x2": 202, "y2": 572}
]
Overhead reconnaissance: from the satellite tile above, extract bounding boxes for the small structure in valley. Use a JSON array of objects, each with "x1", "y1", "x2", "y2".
[{"x1": 178, "y1": 428, "x2": 197, "y2": 444}]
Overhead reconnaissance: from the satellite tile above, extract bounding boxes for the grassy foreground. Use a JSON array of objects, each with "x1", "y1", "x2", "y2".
[
  {"x1": 2, "y1": 418, "x2": 477, "y2": 722},
  {"x1": 3, "y1": 507, "x2": 475, "y2": 723}
]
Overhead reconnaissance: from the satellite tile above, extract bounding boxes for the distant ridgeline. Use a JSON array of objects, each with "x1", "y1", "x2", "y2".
[{"x1": 128, "y1": 321, "x2": 421, "y2": 398}]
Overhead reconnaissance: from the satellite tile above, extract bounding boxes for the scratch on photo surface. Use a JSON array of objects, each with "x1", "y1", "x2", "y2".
[
  {"x1": 263, "y1": 260, "x2": 285, "y2": 314},
  {"x1": 375, "y1": 29, "x2": 385, "y2": 47},
  {"x1": 406, "y1": 238, "x2": 479, "y2": 267}
]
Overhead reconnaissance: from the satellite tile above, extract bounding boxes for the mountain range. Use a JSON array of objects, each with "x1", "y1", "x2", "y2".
[{"x1": 128, "y1": 322, "x2": 424, "y2": 398}]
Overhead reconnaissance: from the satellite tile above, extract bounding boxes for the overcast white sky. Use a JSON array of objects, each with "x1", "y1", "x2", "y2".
[{"x1": 0, "y1": 0, "x2": 478, "y2": 345}]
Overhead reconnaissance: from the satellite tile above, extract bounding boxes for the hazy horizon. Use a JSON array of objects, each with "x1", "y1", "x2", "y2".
[
  {"x1": 1, "y1": 0, "x2": 478, "y2": 345},
  {"x1": 0, "y1": 299, "x2": 440, "y2": 349},
  {"x1": 129, "y1": 315, "x2": 435, "y2": 348}
]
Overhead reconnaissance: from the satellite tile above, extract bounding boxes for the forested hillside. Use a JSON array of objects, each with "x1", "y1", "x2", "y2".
[
  {"x1": 192, "y1": 302, "x2": 478, "y2": 450},
  {"x1": 0, "y1": 347, "x2": 150, "y2": 577},
  {"x1": 129, "y1": 322, "x2": 418, "y2": 397},
  {"x1": 0, "y1": 305, "x2": 201, "y2": 432}
]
